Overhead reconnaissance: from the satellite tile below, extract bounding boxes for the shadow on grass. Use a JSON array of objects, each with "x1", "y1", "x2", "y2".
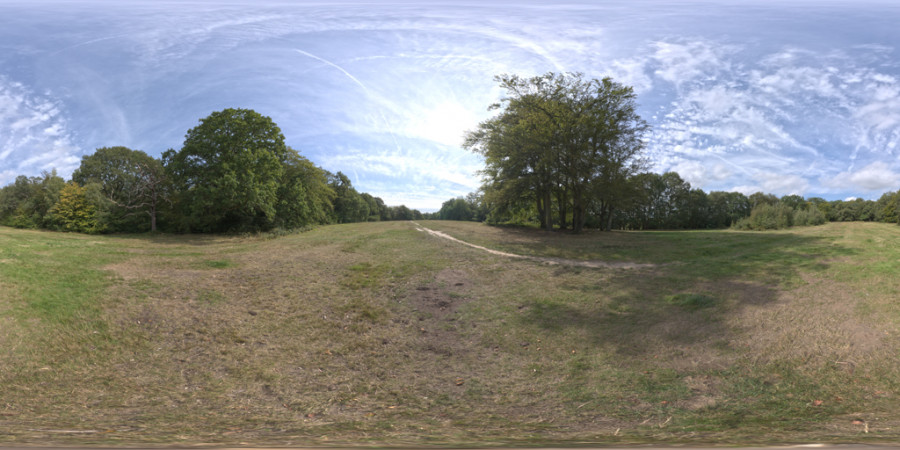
[{"x1": 517, "y1": 230, "x2": 859, "y2": 360}]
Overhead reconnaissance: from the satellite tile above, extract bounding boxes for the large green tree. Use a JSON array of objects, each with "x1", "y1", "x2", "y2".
[
  {"x1": 465, "y1": 90, "x2": 556, "y2": 229},
  {"x1": 72, "y1": 146, "x2": 168, "y2": 232},
  {"x1": 465, "y1": 73, "x2": 648, "y2": 232},
  {"x1": 163, "y1": 108, "x2": 289, "y2": 232}
]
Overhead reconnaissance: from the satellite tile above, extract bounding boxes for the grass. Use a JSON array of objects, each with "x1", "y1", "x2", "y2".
[{"x1": 1, "y1": 220, "x2": 899, "y2": 445}]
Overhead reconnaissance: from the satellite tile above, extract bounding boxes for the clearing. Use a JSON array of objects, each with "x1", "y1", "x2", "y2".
[{"x1": 0, "y1": 221, "x2": 898, "y2": 446}]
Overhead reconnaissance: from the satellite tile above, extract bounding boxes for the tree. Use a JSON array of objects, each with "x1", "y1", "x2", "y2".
[
  {"x1": 0, "y1": 170, "x2": 65, "y2": 229},
  {"x1": 72, "y1": 146, "x2": 168, "y2": 232},
  {"x1": 733, "y1": 203, "x2": 794, "y2": 230},
  {"x1": 163, "y1": 108, "x2": 288, "y2": 233},
  {"x1": 275, "y1": 148, "x2": 335, "y2": 229},
  {"x1": 391, "y1": 205, "x2": 414, "y2": 220},
  {"x1": 465, "y1": 88, "x2": 555, "y2": 229},
  {"x1": 49, "y1": 182, "x2": 105, "y2": 233},
  {"x1": 875, "y1": 190, "x2": 899, "y2": 224},
  {"x1": 328, "y1": 171, "x2": 369, "y2": 224},
  {"x1": 438, "y1": 197, "x2": 474, "y2": 221},
  {"x1": 707, "y1": 191, "x2": 750, "y2": 228},
  {"x1": 749, "y1": 192, "x2": 779, "y2": 208},
  {"x1": 465, "y1": 72, "x2": 648, "y2": 232},
  {"x1": 780, "y1": 194, "x2": 807, "y2": 211}
]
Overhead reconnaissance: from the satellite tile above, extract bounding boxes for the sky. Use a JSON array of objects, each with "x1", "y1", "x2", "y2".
[{"x1": 1, "y1": 0, "x2": 899, "y2": 211}]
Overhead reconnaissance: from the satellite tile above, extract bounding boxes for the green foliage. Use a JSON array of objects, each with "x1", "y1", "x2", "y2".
[
  {"x1": 749, "y1": 192, "x2": 779, "y2": 208},
  {"x1": 328, "y1": 171, "x2": 370, "y2": 223},
  {"x1": 0, "y1": 170, "x2": 65, "y2": 229},
  {"x1": 164, "y1": 108, "x2": 288, "y2": 233},
  {"x1": 875, "y1": 190, "x2": 900, "y2": 224},
  {"x1": 437, "y1": 193, "x2": 487, "y2": 222},
  {"x1": 72, "y1": 146, "x2": 169, "y2": 232},
  {"x1": 733, "y1": 203, "x2": 795, "y2": 230},
  {"x1": 828, "y1": 198, "x2": 878, "y2": 222},
  {"x1": 49, "y1": 182, "x2": 106, "y2": 233},
  {"x1": 438, "y1": 197, "x2": 474, "y2": 221},
  {"x1": 466, "y1": 72, "x2": 648, "y2": 232},
  {"x1": 275, "y1": 148, "x2": 335, "y2": 229},
  {"x1": 793, "y1": 204, "x2": 827, "y2": 227}
]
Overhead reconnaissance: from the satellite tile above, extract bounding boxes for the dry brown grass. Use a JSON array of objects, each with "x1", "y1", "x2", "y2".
[{"x1": 2, "y1": 221, "x2": 899, "y2": 444}]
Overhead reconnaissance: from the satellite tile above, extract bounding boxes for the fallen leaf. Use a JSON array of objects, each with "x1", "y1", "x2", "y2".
[{"x1": 812, "y1": 400, "x2": 824, "y2": 406}]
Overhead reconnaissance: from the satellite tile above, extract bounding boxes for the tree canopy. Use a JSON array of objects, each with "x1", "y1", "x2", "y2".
[
  {"x1": 72, "y1": 146, "x2": 168, "y2": 232},
  {"x1": 465, "y1": 72, "x2": 648, "y2": 232},
  {"x1": 0, "y1": 108, "x2": 424, "y2": 234},
  {"x1": 163, "y1": 108, "x2": 290, "y2": 232}
]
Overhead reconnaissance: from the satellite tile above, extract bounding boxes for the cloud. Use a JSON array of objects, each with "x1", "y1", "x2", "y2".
[
  {"x1": 669, "y1": 158, "x2": 732, "y2": 188},
  {"x1": 5, "y1": 1, "x2": 900, "y2": 208},
  {"x1": 730, "y1": 173, "x2": 810, "y2": 197},
  {"x1": 650, "y1": 40, "x2": 734, "y2": 88},
  {"x1": 757, "y1": 173, "x2": 810, "y2": 196},
  {"x1": 316, "y1": 141, "x2": 483, "y2": 210},
  {"x1": 826, "y1": 161, "x2": 900, "y2": 191},
  {"x1": 0, "y1": 77, "x2": 82, "y2": 185}
]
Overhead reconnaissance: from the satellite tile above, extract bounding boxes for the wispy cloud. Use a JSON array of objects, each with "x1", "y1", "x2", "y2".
[
  {"x1": 636, "y1": 36, "x2": 900, "y2": 197},
  {"x1": 0, "y1": 77, "x2": 81, "y2": 185}
]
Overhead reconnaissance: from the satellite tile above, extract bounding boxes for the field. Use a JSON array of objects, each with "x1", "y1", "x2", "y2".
[{"x1": 1, "y1": 220, "x2": 899, "y2": 445}]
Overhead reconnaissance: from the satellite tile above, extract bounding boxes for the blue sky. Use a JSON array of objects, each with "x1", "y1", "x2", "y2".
[{"x1": 2, "y1": 0, "x2": 899, "y2": 210}]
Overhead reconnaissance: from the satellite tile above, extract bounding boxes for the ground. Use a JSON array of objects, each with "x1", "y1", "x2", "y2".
[{"x1": 0, "y1": 221, "x2": 898, "y2": 445}]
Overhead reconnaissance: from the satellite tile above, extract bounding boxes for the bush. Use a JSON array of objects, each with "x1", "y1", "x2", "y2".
[{"x1": 733, "y1": 203, "x2": 794, "y2": 230}]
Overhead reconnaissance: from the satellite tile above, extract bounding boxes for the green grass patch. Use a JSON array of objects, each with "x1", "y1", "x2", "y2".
[
  {"x1": 664, "y1": 293, "x2": 717, "y2": 310},
  {"x1": 203, "y1": 259, "x2": 232, "y2": 269}
]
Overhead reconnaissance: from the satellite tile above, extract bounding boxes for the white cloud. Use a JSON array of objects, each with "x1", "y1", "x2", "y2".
[
  {"x1": 0, "y1": 77, "x2": 82, "y2": 185},
  {"x1": 827, "y1": 161, "x2": 900, "y2": 191},
  {"x1": 730, "y1": 173, "x2": 810, "y2": 197},
  {"x1": 669, "y1": 157, "x2": 732, "y2": 189},
  {"x1": 650, "y1": 40, "x2": 732, "y2": 88},
  {"x1": 608, "y1": 58, "x2": 653, "y2": 94},
  {"x1": 757, "y1": 173, "x2": 809, "y2": 196},
  {"x1": 317, "y1": 144, "x2": 482, "y2": 209}
]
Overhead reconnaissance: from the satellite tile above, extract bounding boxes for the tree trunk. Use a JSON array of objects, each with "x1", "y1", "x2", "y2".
[
  {"x1": 536, "y1": 195, "x2": 546, "y2": 230},
  {"x1": 572, "y1": 190, "x2": 585, "y2": 234},
  {"x1": 542, "y1": 190, "x2": 553, "y2": 231},
  {"x1": 557, "y1": 190, "x2": 568, "y2": 230}
]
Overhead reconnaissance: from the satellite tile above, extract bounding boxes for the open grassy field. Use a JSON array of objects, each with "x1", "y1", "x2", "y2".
[{"x1": 1, "y1": 220, "x2": 898, "y2": 445}]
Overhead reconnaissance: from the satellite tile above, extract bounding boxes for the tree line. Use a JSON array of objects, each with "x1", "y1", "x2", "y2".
[
  {"x1": 438, "y1": 72, "x2": 900, "y2": 231},
  {"x1": 433, "y1": 173, "x2": 900, "y2": 230},
  {"x1": 0, "y1": 108, "x2": 423, "y2": 234}
]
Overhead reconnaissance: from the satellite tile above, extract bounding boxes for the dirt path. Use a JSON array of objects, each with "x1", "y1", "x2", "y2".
[{"x1": 412, "y1": 222, "x2": 654, "y2": 269}]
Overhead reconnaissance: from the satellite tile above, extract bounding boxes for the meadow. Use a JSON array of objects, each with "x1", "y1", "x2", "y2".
[{"x1": 1, "y1": 221, "x2": 898, "y2": 445}]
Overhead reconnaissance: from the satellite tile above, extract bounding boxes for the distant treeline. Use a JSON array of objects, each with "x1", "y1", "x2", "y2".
[
  {"x1": 429, "y1": 171, "x2": 900, "y2": 231},
  {"x1": 0, "y1": 108, "x2": 423, "y2": 234}
]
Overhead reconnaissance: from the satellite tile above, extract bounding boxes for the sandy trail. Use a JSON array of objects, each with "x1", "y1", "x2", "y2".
[{"x1": 412, "y1": 222, "x2": 654, "y2": 269}]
